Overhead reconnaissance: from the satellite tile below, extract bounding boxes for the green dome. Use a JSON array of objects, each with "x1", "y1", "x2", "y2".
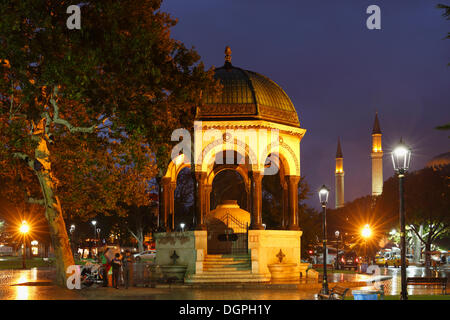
[{"x1": 198, "y1": 62, "x2": 300, "y2": 128}]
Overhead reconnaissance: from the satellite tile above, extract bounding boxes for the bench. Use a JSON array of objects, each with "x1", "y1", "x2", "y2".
[
  {"x1": 406, "y1": 277, "x2": 447, "y2": 294},
  {"x1": 317, "y1": 285, "x2": 349, "y2": 300}
]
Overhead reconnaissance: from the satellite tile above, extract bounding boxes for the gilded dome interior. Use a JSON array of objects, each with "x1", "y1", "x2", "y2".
[{"x1": 198, "y1": 62, "x2": 300, "y2": 127}]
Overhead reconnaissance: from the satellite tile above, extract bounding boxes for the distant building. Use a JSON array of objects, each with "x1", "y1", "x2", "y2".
[
  {"x1": 425, "y1": 152, "x2": 450, "y2": 169},
  {"x1": 371, "y1": 112, "x2": 383, "y2": 196},
  {"x1": 334, "y1": 112, "x2": 384, "y2": 207},
  {"x1": 335, "y1": 138, "x2": 344, "y2": 208}
]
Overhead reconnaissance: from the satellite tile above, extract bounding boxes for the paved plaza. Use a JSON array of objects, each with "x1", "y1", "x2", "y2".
[{"x1": 0, "y1": 265, "x2": 448, "y2": 300}]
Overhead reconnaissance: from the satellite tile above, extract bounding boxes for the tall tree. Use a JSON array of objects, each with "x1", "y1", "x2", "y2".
[
  {"x1": 0, "y1": 1, "x2": 216, "y2": 285},
  {"x1": 377, "y1": 166, "x2": 450, "y2": 266}
]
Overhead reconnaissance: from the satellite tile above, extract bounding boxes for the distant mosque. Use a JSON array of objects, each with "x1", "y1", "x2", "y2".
[
  {"x1": 334, "y1": 113, "x2": 450, "y2": 208},
  {"x1": 334, "y1": 113, "x2": 384, "y2": 208}
]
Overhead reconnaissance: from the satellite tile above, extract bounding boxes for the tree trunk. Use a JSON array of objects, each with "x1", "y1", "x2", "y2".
[
  {"x1": 425, "y1": 242, "x2": 431, "y2": 268},
  {"x1": 137, "y1": 228, "x2": 144, "y2": 253},
  {"x1": 35, "y1": 137, "x2": 74, "y2": 286},
  {"x1": 128, "y1": 226, "x2": 145, "y2": 252}
]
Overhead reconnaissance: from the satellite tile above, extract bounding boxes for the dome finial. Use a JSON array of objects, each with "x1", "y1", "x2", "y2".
[{"x1": 224, "y1": 46, "x2": 232, "y2": 68}]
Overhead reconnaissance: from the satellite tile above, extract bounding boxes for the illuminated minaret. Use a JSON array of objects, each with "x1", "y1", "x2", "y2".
[
  {"x1": 371, "y1": 112, "x2": 383, "y2": 196},
  {"x1": 335, "y1": 137, "x2": 344, "y2": 208}
]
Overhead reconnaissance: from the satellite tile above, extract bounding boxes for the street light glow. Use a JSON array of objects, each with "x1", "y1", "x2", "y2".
[
  {"x1": 19, "y1": 221, "x2": 29, "y2": 234},
  {"x1": 361, "y1": 224, "x2": 372, "y2": 238},
  {"x1": 391, "y1": 140, "x2": 412, "y2": 174}
]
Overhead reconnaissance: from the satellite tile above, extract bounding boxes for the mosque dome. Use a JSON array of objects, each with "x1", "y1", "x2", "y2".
[
  {"x1": 425, "y1": 152, "x2": 450, "y2": 169},
  {"x1": 197, "y1": 46, "x2": 300, "y2": 128}
]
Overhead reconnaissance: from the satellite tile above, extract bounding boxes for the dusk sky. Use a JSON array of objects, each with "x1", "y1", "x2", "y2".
[{"x1": 161, "y1": 0, "x2": 450, "y2": 208}]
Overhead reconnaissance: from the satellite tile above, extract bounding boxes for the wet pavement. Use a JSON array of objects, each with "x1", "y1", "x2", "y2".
[
  {"x1": 0, "y1": 268, "x2": 81, "y2": 300},
  {"x1": 352, "y1": 265, "x2": 450, "y2": 296},
  {"x1": 0, "y1": 265, "x2": 447, "y2": 300}
]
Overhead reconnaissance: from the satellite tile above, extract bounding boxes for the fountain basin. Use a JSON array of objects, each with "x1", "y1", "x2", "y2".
[
  {"x1": 268, "y1": 263, "x2": 299, "y2": 281},
  {"x1": 160, "y1": 264, "x2": 188, "y2": 283}
]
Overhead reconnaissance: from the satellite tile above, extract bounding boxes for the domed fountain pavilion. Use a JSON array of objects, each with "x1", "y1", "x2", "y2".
[{"x1": 155, "y1": 47, "x2": 308, "y2": 283}]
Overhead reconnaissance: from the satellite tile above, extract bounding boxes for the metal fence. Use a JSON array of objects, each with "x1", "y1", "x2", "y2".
[
  {"x1": 131, "y1": 262, "x2": 165, "y2": 287},
  {"x1": 207, "y1": 213, "x2": 249, "y2": 255}
]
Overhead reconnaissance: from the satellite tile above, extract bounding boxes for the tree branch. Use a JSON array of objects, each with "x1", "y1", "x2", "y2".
[
  {"x1": 49, "y1": 87, "x2": 97, "y2": 134},
  {"x1": 12, "y1": 152, "x2": 34, "y2": 169},
  {"x1": 127, "y1": 227, "x2": 139, "y2": 241},
  {"x1": 26, "y1": 197, "x2": 45, "y2": 205},
  {"x1": 431, "y1": 224, "x2": 449, "y2": 242},
  {"x1": 410, "y1": 225, "x2": 427, "y2": 246}
]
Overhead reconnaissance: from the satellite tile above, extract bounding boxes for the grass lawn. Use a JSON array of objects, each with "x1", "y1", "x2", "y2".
[
  {"x1": 0, "y1": 256, "x2": 54, "y2": 270},
  {"x1": 345, "y1": 295, "x2": 450, "y2": 300}
]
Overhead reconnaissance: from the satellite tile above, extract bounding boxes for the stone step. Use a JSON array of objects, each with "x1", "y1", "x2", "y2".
[
  {"x1": 204, "y1": 257, "x2": 250, "y2": 262},
  {"x1": 206, "y1": 254, "x2": 250, "y2": 259},
  {"x1": 203, "y1": 266, "x2": 251, "y2": 272},
  {"x1": 185, "y1": 273, "x2": 270, "y2": 283},
  {"x1": 203, "y1": 261, "x2": 250, "y2": 266},
  {"x1": 206, "y1": 265, "x2": 250, "y2": 269},
  {"x1": 204, "y1": 256, "x2": 250, "y2": 260},
  {"x1": 187, "y1": 273, "x2": 257, "y2": 279},
  {"x1": 201, "y1": 269, "x2": 252, "y2": 274}
]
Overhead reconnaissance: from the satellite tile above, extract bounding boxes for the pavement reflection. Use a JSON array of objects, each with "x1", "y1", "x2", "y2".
[{"x1": 0, "y1": 266, "x2": 447, "y2": 300}]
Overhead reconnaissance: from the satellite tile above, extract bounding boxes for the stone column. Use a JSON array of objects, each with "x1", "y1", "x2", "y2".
[
  {"x1": 287, "y1": 175, "x2": 300, "y2": 230},
  {"x1": 246, "y1": 182, "x2": 252, "y2": 213},
  {"x1": 282, "y1": 181, "x2": 288, "y2": 229},
  {"x1": 160, "y1": 177, "x2": 171, "y2": 232},
  {"x1": 169, "y1": 182, "x2": 176, "y2": 230},
  {"x1": 250, "y1": 171, "x2": 264, "y2": 230},
  {"x1": 194, "y1": 171, "x2": 207, "y2": 230},
  {"x1": 205, "y1": 185, "x2": 212, "y2": 216}
]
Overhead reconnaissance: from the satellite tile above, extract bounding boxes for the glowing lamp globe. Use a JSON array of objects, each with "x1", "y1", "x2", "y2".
[
  {"x1": 20, "y1": 221, "x2": 29, "y2": 234},
  {"x1": 392, "y1": 140, "x2": 411, "y2": 174},
  {"x1": 318, "y1": 185, "x2": 330, "y2": 206},
  {"x1": 361, "y1": 224, "x2": 372, "y2": 239}
]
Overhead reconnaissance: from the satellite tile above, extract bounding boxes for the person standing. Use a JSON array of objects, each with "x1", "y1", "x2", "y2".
[
  {"x1": 99, "y1": 248, "x2": 110, "y2": 287},
  {"x1": 111, "y1": 253, "x2": 122, "y2": 289},
  {"x1": 122, "y1": 250, "x2": 134, "y2": 289}
]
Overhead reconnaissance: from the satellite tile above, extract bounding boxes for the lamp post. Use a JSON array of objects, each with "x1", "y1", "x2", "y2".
[
  {"x1": 91, "y1": 220, "x2": 97, "y2": 258},
  {"x1": 180, "y1": 223, "x2": 185, "y2": 232},
  {"x1": 19, "y1": 221, "x2": 30, "y2": 269},
  {"x1": 392, "y1": 139, "x2": 412, "y2": 301},
  {"x1": 335, "y1": 230, "x2": 340, "y2": 270},
  {"x1": 361, "y1": 224, "x2": 372, "y2": 264},
  {"x1": 70, "y1": 224, "x2": 75, "y2": 256},
  {"x1": 318, "y1": 185, "x2": 330, "y2": 295},
  {"x1": 91, "y1": 220, "x2": 97, "y2": 237}
]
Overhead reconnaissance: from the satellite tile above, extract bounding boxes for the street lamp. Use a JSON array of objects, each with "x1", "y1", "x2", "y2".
[
  {"x1": 361, "y1": 224, "x2": 372, "y2": 264},
  {"x1": 19, "y1": 221, "x2": 30, "y2": 269},
  {"x1": 91, "y1": 220, "x2": 97, "y2": 238},
  {"x1": 180, "y1": 223, "x2": 185, "y2": 232},
  {"x1": 318, "y1": 184, "x2": 330, "y2": 295},
  {"x1": 392, "y1": 139, "x2": 412, "y2": 301},
  {"x1": 69, "y1": 224, "x2": 76, "y2": 256},
  {"x1": 335, "y1": 230, "x2": 340, "y2": 270}
]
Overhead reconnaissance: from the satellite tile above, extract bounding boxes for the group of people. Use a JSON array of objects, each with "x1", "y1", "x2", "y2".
[{"x1": 98, "y1": 248, "x2": 134, "y2": 289}]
